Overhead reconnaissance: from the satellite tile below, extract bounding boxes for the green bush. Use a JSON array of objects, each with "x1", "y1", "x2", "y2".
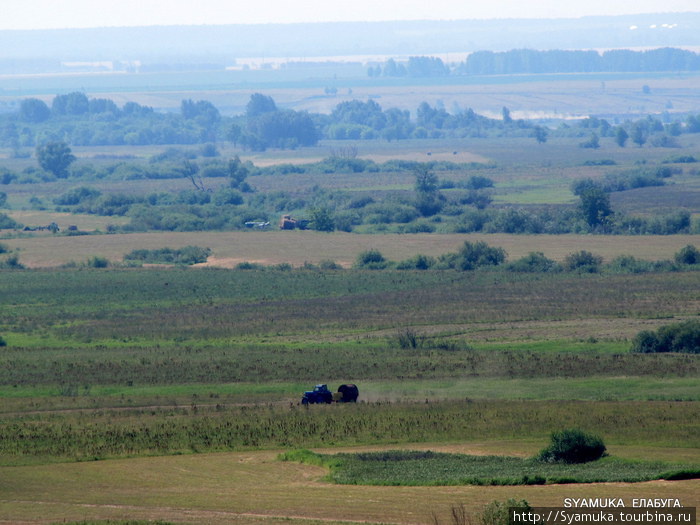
[
  {"x1": 454, "y1": 241, "x2": 506, "y2": 271},
  {"x1": 605, "y1": 255, "x2": 655, "y2": 274},
  {"x1": 630, "y1": 320, "x2": 700, "y2": 354},
  {"x1": 87, "y1": 256, "x2": 110, "y2": 268},
  {"x1": 0, "y1": 254, "x2": 24, "y2": 269},
  {"x1": 507, "y1": 252, "x2": 559, "y2": 273},
  {"x1": 0, "y1": 335, "x2": 6, "y2": 347},
  {"x1": 354, "y1": 249, "x2": 388, "y2": 270},
  {"x1": 396, "y1": 254, "x2": 436, "y2": 270},
  {"x1": 481, "y1": 499, "x2": 532, "y2": 525},
  {"x1": 537, "y1": 429, "x2": 606, "y2": 464},
  {"x1": 124, "y1": 246, "x2": 211, "y2": 265},
  {"x1": 674, "y1": 245, "x2": 700, "y2": 265},
  {"x1": 395, "y1": 328, "x2": 425, "y2": 349},
  {"x1": 318, "y1": 259, "x2": 343, "y2": 270},
  {"x1": 563, "y1": 251, "x2": 603, "y2": 273}
]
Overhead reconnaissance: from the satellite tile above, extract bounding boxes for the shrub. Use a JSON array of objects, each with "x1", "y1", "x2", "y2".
[
  {"x1": 354, "y1": 249, "x2": 388, "y2": 270},
  {"x1": 0, "y1": 335, "x2": 6, "y2": 347},
  {"x1": 630, "y1": 320, "x2": 700, "y2": 354},
  {"x1": 395, "y1": 328, "x2": 424, "y2": 349},
  {"x1": 455, "y1": 241, "x2": 506, "y2": 271},
  {"x1": 396, "y1": 254, "x2": 436, "y2": 270},
  {"x1": 0, "y1": 254, "x2": 24, "y2": 269},
  {"x1": 124, "y1": 246, "x2": 211, "y2": 265},
  {"x1": 507, "y1": 252, "x2": 559, "y2": 273},
  {"x1": 537, "y1": 429, "x2": 606, "y2": 464},
  {"x1": 318, "y1": 259, "x2": 342, "y2": 270},
  {"x1": 53, "y1": 186, "x2": 101, "y2": 206},
  {"x1": 236, "y1": 261, "x2": 263, "y2": 270},
  {"x1": 563, "y1": 251, "x2": 603, "y2": 273},
  {"x1": 481, "y1": 499, "x2": 532, "y2": 525},
  {"x1": 0, "y1": 213, "x2": 21, "y2": 229},
  {"x1": 461, "y1": 175, "x2": 494, "y2": 190},
  {"x1": 605, "y1": 255, "x2": 655, "y2": 274},
  {"x1": 87, "y1": 256, "x2": 110, "y2": 268},
  {"x1": 674, "y1": 245, "x2": 700, "y2": 265}
]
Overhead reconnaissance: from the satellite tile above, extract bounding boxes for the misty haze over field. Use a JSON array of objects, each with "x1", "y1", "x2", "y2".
[{"x1": 1, "y1": 13, "x2": 700, "y2": 68}]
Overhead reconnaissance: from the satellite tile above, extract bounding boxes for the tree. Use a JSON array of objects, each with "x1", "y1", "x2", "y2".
[
  {"x1": 577, "y1": 184, "x2": 612, "y2": 228},
  {"x1": 502, "y1": 106, "x2": 513, "y2": 124},
  {"x1": 19, "y1": 98, "x2": 51, "y2": 123},
  {"x1": 413, "y1": 164, "x2": 442, "y2": 216},
  {"x1": 246, "y1": 93, "x2": 277, "y2": 119},
  {"x1": 227, "y1": 123, "x2": 242, "y2": 147},
  {"x1": 532, "y1": 126, "x2": 548, "y2": 144},
  {"x1": 631, "y1": 122, "x2": 647, "y2": 147},
  {"x1": 36, "y1": 141, "x2": 76, "y2": 178},
  {"x1": 614, "y1": 126, "x2": 629, "y2": 147},
  {"x1": 51, "y1": 92, "x2": 89, "y2": 116},
  {"x1": 579, "y1": 133, "x2": 600, "y2": 149},
  {"x1": 309, "y1": 207, "x2": 335, "y2": 232},
  {"x1": 414, "y1": 164, "x2": 438, "y2": 194}
]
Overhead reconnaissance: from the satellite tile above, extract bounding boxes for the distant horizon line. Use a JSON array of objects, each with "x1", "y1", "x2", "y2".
[{"x1": 4, "y1": 11, "x2": 700, "y2": 32}]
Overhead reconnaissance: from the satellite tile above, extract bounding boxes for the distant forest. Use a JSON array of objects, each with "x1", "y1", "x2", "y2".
[
  {"x1": 3, "y1": 87, "x2": 700, "y2": 151},
  {"x1": 371, "y1": 48, "x2": 700, "y2": 77}
]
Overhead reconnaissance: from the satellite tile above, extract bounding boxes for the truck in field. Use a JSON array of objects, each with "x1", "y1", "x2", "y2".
[{"x1": 301, "y1": 384, "x2": 359, "y2": 405}]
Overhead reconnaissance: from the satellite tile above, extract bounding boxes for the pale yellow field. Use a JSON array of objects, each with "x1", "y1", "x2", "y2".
[
  {"x1": 0, "y1": 445, "x2": 697, "y2": 525},
  {"x1": 3, "y1": 230, "x2": 700, "y2": 268}
]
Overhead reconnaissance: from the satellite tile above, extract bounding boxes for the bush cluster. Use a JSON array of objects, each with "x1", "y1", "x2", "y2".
[
  {"x1": 631, "y1": 320, "x2": 700, "y2": 354},
  {"x1": 123, "y1": 246, "x2": 212, "y2": 265},
  {"x1": 537, "y1": 429, "x2": 607, "y2": 464}
]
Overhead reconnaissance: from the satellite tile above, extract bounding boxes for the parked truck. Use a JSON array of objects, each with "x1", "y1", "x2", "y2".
[{"x1": 301, "y1": 384, "x2": 359, "y2": 405}]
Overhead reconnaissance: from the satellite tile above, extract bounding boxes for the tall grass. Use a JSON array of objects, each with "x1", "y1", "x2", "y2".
[{"x1": 1, "y1": 400, "x2": 697, "y2": 464}]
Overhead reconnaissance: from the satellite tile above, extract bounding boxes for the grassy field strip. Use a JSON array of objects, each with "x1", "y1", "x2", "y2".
[
  {"x1": 0, "y1": 449, "x2": 698, "y2": 524},
  {"x1": 4, "y1": 231, "x2": 700, "y2": 268},
  {"x1": 1, "y1": 377, "x2": 698, "y2": 411}
]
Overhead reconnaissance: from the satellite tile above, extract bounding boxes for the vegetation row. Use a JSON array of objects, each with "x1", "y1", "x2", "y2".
[{"x1": 1, "y1": 400, "x2": 696, "y2": 465}]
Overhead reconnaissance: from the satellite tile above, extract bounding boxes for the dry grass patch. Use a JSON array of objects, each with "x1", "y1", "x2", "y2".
[{"x1": 4, "y1": 231, "x2": 700, "y2": 268}]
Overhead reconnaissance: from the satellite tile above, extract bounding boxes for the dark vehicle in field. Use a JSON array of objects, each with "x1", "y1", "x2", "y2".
[{"x1": 301, "y1": 384, "x2": 359, "y2": 404}]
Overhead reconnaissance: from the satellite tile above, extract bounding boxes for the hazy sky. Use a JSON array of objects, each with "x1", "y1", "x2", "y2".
[{"x1": 2, "y1": 0, "x2": 699, "y2": 30}]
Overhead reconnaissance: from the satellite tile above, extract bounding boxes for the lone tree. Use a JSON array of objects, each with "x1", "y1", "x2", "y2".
[
  {"x1": 614, "y1": 126, "x2": 629, "y2": 147},
  {"x1": 36, "y1": 141, "x2": 76, "y2": 178},
  {"x1": 579, "y1": 184, "x2": 613, "y2": 228},
  {"x1": 532, "y1": 125, "x2": 548, "y2": 144},
  {"x1": 413, "y1": 164, "x2": 442, "y2": 216}
]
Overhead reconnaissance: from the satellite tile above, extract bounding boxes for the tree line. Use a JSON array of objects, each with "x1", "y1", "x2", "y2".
[
  {"x1": 371, "y1": 47, "x2": 700, "y2": 77},
  {"x1": 5, "y1": 90, "x2": 700, "y2": 152}
]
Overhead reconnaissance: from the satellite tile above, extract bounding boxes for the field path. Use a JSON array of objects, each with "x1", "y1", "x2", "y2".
[{"x1": 1, "y1": 448, "x2": 698, "y2": 524}]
